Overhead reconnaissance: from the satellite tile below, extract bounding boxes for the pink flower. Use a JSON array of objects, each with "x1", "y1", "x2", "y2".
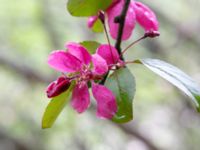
[
  {"x1": 87, "y1": 0, "x2": 159, "y2": 40},
  {"x1": 47, "y1": 42, "x2": 118, "y2": 119}
]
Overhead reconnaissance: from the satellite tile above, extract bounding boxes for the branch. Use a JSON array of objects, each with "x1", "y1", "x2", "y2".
[
  {"x1": 114, "y1": 0, "x2": 130, "y2": 60},
  {"x1": 116, "y1": 124, "x2": 160, "y2": 150},
  {"x1": 100, "y1": 0, "x2": 131, "y2": 84},
  {"x1": 0, "y1": 130, "x2": 30, "y2": 150}
]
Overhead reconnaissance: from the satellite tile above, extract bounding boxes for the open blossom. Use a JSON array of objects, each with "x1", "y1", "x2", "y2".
[
  {"x1": 88, "y1": 0, "x2": 159, "y2": 40},
  {"x1": 46, "y1": 42, "x2": 118, "y2": 119}
]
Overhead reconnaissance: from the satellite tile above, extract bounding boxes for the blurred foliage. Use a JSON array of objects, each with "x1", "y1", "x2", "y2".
[{"x1": 0, "y1": 0, "x2": 200, "y2": 150}]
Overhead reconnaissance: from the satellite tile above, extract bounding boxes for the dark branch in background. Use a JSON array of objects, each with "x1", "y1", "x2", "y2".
[
  {"x1": 41, "y1": 0, "x2": 61, "y2": 49},
  {"x1": 117, "y1": 124, "x2": 160, "y2": 150},
  {"x1": 114, "y1": 0, "x2": 130, "y2": 60},
  {"x1": 100, "y1": 0, "x2": 130, "y2": 84},
  {"x1": 0, "y1": 54, "x2": 53, "y2": 84},
  {"x1": 148, "y1": 4, "x2": 200, "y2": 49},
  {"x1": 0, "y1": 130, "x2": 30, "y2": 150}
]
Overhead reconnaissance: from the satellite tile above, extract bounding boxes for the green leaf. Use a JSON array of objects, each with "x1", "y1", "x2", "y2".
[
  {"x1": 136, "y1": 59, "x2": 200, "y2": 112},
  {"x1": 105, "y1": 68, "x2": 136, "y2": 123},
  {"x1": 42, "y1": 83, "x2": 74, "y2": 129},
  {"x1": 67, "y1": 0, "x2": 112, "y2": 17},
  {"x1": 80, "y1": 41, "x2": 100, "y2": 54},
  {"x1": 91, "y1": 19, "x2": 104, "y2": 33}
]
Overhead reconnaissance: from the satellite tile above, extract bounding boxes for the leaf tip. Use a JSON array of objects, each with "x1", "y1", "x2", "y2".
[{"x1": 42, "y1": 122, "x2": 51, "y2": 129}]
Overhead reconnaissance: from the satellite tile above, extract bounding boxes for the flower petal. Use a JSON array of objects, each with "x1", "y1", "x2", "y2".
[
  {"x1": 48, "y1": 50, "x2": 82, "y2": 72},
  {"x1": 134, "y1": 2, "x2": 159, "y2": 32},
  {"x1": 71, "y1": 83, "x2": 90, "y2": 113},
  {"x1": 97, "y1": 44, "x2": 119, "y2": 65},
  {"x1": 92, "y1": 54, "x2": 108, "y2": 75},
  {"x1": 88, "y1": 16, "x2": 98, "y2": 28},
  {"x1": 92, "y1": 82, "x2": 117, "y2": 119},
  {"x1": 107, "y1": 0, "x2": 136, "y2": 40},
  {"x1": 65, "y1": 42, "x2": 92, "y2": 65}
]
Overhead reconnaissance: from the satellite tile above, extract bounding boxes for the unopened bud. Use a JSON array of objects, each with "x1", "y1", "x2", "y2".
[
  {"x1": 46, "y1": 76, "x2": 71, "y2": 98},
  {"x1": 98, "y1": 11, "x2": 105, "y2": 24},
  {"x1": 134, "y1": 2, "x2": 159, "y2": 34},
  {"x1": 144, "y1": 30, "x2": 160, "y2": 38}
]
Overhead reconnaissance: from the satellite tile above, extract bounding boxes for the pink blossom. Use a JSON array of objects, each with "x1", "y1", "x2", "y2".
[{"x1": 47, "y1": 42, "x2": 118, "y2": 119}]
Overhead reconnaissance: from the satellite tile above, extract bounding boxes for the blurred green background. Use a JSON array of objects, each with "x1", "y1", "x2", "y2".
[{"x1": 0, "y1": 0, "x2": 200, "y2": 150}]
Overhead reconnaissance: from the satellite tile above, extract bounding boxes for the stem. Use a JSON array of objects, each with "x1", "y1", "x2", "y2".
[
  {"x1": 100, "y1": 0, "x2": 131, "y2": 85},
  {"x1": 99, "y1": 73, "x2": 109, "y2": 84},
  {"x1": 114, "y1": 0, "x2": 131, "y2": 60},
  {"x1": 103, "y1": 24, "x2": 111, "y2": 46},
  {"x1": 121, "y1": 35, "x2": 147, "y2": 56},
  {"x1": 103, "y1": 24, "x2": 116, "y2": 64}
]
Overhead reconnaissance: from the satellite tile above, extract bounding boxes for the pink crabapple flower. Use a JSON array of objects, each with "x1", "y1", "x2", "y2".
[
  {"x1": 87, "y1": 0, "x2": 159, "y2": 40},
  {"x1": 46, "y1": 42, "x2": 118, "y2": 119}
]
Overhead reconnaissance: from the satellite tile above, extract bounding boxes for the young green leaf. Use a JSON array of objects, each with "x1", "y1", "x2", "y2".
[
  {"x1": 105, "y1": 68, "x2": 136, "y2": 123},
  {"x1": 67, "y1": 0, "x2": 112, "y2": 17},
  {"x1": 135, "y1": 59, "x2": 200, "y2": 112},
  {"x1": 80, "y1": 41, "x2": 100, "y2": 54},
  {"x1": 42, "y1": 83, "x2": 74, "y2": 129}
]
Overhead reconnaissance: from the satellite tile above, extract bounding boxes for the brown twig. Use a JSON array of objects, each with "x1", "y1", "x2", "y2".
[
  {"x1": 116, "y1": 124, "x2": 160, "y2": 150},
  {"x1": 0, "y1": 54, "x2": 53, "y2": 84},
  {"x1": 100, "y1": 0, "x2": 131, "y2": 84},
  {"x1": 114, "y1": 0, "x2": 131, "y2": 60}
]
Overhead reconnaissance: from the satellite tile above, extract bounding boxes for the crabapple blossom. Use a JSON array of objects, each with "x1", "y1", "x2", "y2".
[{"x1": 47, "y1": 42, "x2": 118, "y2": 119}]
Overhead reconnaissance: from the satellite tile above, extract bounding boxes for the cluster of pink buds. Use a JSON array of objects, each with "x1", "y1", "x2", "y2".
[
  {"x1": 88, "y1": 0, "x2": 159, "y2": 40},
  {"x1": 46, "y1": 43, "x2": 122, "y2": 119}
]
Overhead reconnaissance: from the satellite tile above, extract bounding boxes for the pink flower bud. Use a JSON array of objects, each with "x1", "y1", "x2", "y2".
[
  {"x1": 46, "y1": 76, "x2": 71, "y2": 98},
  {"x1": 134, "y1": 2, "x2": 159, "y2": 33},
  {"x1": 98, "y1": 11, "x2": 105, "y2": 24},
  {"x1": 144, "y1": 30, "x2": 160, "y2": 38}
]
